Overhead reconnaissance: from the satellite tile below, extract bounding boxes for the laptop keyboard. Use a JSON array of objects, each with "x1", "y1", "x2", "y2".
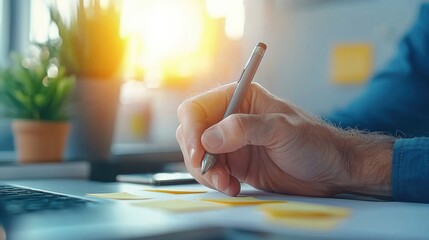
[{"x1": 0, "y1": 184, "x2": 92, "y2": 214}]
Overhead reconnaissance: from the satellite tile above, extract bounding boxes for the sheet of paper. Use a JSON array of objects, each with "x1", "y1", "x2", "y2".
[
  {"x1": 200, "y1": 196, "x2": 285, "y2": 205},
  {"x1": 259, "y1": 201, "x2": 350, "y2": 218},
  {"x1": 133, "y1": 199, "x2": 225, "y2": 212},
  {"x1": 267, "y1": 215, "x2": 345, "y2": 231},
  {"x1": 87, "y1": 192, "x2": 151, "y2": 200},
  {"x1": 144, "y1": 189, "x2": 207, "y2": 194}
]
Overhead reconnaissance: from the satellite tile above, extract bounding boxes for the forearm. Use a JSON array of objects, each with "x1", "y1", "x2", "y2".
[{"x1": 335, "y1": 129, "x2": 395, "y2": 198}]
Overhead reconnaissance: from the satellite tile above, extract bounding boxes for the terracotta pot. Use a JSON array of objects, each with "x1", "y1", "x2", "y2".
[
  {"x1": 12, "y1": 120, "x2": 70, "y2": 163},
  {"x1": 66, "y1": 78, "x2": 121, "y2": 160}
]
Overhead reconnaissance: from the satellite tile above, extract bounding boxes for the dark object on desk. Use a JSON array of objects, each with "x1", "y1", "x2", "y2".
[
  {"x1": 117, "y1": 172, "x2": 197, "y2": 186},
  {"x1": 0, "y1": 148, "x2": 184, "y2": 182},
  {"x1": 90, "y1": 149, "x2": 183, "y2": 182}
]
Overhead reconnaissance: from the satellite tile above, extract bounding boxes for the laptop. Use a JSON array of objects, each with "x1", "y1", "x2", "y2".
[
  {"x1": 0, "y1": 145, "x2": 233, "y2": 240},
  {"x1": 0, "y1": 179, "x2": 241, "y2": 240}
]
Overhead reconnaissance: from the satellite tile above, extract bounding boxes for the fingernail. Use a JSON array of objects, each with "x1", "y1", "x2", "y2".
[
  {"x1": 203, "y1": 127, "x2": 223, "y2": 149},
  {"x1": 211, "y1": 173, "x2": 220, "y2": 189}
]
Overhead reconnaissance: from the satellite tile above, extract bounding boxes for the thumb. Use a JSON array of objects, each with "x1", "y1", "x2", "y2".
[{"x1": 201, "y1": 113, "x2": 292, "y2": 153}]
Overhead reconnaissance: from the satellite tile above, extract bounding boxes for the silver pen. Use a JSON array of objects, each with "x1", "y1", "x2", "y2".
[{"x1": 201, "y1": 42, "x2": 267, "y2": 175}]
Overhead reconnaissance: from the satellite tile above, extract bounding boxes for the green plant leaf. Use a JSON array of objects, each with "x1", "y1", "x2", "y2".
[
  {"x1": 0, "y1": 43, "x2": 75, "y2": 121},
  {"x1": 13, "y1": 90, "x2": 32, "y2": 111},
  {"x1": 34, "y1": 93, "x2": 48, "y2": 108}
]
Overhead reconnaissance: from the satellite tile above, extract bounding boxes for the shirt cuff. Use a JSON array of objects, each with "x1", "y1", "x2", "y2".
[{"x1": 392, "y1": 138, "x2": 429, "y2": 203}]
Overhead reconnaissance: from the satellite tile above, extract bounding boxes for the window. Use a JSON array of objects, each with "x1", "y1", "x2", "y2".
[
  {"x1": 0, "y1": 0, "x2": 7, "y2": 66},
  {"x1": 29, "y1": 0, "x2": 245, "y2": 87},
  {"x1": 0, "y1": 0, "x2": 247, "y2": 153},
  {"x1": 27, "y1": 0, "x2": 246, "y2": 146},
  {"x1": 0, "y1": 1, "x2": 14, "y2": 152}
]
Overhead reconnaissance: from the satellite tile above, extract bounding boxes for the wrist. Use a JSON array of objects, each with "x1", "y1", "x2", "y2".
[{"x1": 336, "y1": 130, "x2": 395, "y2": 198}]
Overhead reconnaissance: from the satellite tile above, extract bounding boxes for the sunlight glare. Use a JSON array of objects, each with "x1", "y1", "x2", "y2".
[
  {"x1": 225, "y1": 0, "x2": 245, "y2": 40},
  {"x1": 121, "y1": 0, "x2": 206, "y2": 86},
  {"x1": 206, "y1": 0, "x2": 228, "y2": 18}
]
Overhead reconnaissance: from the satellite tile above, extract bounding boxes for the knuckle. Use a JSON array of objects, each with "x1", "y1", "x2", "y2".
[
  {"x1": 281, "y1": 113, "x2": 312, "y2": 139},
  {"x1": 250, "y1": 82, "x2": 263, "y2": 91},
  {"x1": 249, "y1": 82, "x2": 265, "y2": 100},
  {"x1": 265, "y1": 113, "x2": 293, "y2": 138},
  {"x1": 235, "y1": 116, "x2": 248, "y2": 142},
  {"x1": 275, "y1": 113, "x2": 292, "y2": 126},
  {"x1": 229, "y1": 115, "x2": 247, "y2": 140},
  {"x1": 228, "y1": 114, "x2": 259, "y2": 146}
]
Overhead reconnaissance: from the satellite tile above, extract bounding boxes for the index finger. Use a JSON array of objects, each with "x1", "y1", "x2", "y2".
[
  {"x1": 178, "y1": 83, "x2": 237, "y2": 126},
  {"x1": 177, "y1": 83, "x2": 236, "y2": 167}
]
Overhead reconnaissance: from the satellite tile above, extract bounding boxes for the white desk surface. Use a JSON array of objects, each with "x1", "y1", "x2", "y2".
[{"x1": 6, "y1": 179, "x2": 429, "y2": 240}]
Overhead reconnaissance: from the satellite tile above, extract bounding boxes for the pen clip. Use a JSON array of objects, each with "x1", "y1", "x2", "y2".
[
  {"x1": 237, "y1": 68, "x2": 246, "y2": 83},
  {"x1": 243, "y1": 49, "x2": 255, "y2": 70}
]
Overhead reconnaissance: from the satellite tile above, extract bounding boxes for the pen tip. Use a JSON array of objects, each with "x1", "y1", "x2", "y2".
[{"x1": 201, "y1": 153, "x2": 216, "y2": 175}]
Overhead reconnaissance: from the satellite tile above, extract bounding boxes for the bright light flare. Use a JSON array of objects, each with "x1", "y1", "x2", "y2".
[
  {"x1": 122, "y1": 0, "x2": 207, "y2": 86},
  {"x1": 206, "y1": 0, "x2": 228, "y2": 18},
  {"x1": 225, "y1": 0, "x2": 245, "y2": 40},
  {"x1": 121, "y1": 0, "x2": 245, "y2": 87},
  {"x1": 206, "y1": 0, "x2": 245, "y2": 40},
  {"x1": 140, "y1": 2, "x2": 203, "y2": 59}
]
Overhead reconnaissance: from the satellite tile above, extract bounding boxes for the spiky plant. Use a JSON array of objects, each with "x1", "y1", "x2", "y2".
[
  {"x1": 0, "y1": 42, "x2": 75, "y2": 121},
  {"x1": 49, "y1": 0, "x2": 127, "y2": 79}
]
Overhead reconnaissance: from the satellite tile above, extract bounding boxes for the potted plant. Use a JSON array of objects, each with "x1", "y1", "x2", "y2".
[
  {"x1": 0, "y1": 43, "x2": 75, "y2": 163},
  {"x1": 49, "y1": 0, "x2": 127, "y2": 160}
]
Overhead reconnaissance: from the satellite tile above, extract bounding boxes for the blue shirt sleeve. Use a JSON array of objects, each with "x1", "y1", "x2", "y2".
[
  {"x1": 393, "y1": 138, "x2": 429, "y2": 203},
  {"x1": 325, "y1": 5, "x2": 429, "y2": 203}
]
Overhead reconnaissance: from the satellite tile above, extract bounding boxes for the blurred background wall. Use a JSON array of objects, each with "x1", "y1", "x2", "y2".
[
  {"x1": 0, "y1": 0, "x2": 427, "y2": 151},
  {"x1": 244, "y1": 0, "x2": 425, "y2": 114}
]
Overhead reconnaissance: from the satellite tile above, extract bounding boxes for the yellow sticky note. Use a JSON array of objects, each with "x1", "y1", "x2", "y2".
[
  {"x1": 331, "y1": 43, "x2": 373, "y2": 85},
  {"x1": 130, "y1": 113, "x2": 148, "y2": 138},
  {"x1": 87, "y1": 192, "x2": 151, "y2": 200},
  {"x1": 133, "y1": 199, "x2": 225, "y2": 212},
  {"x1": 260, "y1": 202, "x2": 350, "y2": 231},
  {"x1": 200, "y1": 196, "x2": 285, "y2": 205},
  {"x1": 259, "y1": 202, "x2": 350, "y2": 218},
  {"x1": 144, "y1": 189, "x2": 207, "y2": 194}
]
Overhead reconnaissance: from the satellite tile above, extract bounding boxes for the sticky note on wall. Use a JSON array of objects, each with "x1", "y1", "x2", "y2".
[{"x1": 330, "y1": 43, "x2": 373, "y2": 85}]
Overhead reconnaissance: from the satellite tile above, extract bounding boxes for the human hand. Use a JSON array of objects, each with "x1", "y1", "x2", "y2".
[{"x1": 176, "y1": 83, "x2": 394, "y2": 197}]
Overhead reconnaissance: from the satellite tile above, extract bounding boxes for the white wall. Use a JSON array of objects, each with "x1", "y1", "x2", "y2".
[{"x1": 242, "y1": 0, "x2": 427, "y2": 114}]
